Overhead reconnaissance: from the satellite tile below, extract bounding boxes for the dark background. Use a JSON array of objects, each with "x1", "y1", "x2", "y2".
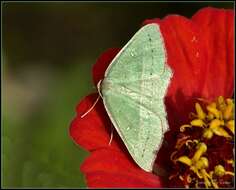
[{"x1": 2, "y1": 1, "x2": 234, "y2": 188}]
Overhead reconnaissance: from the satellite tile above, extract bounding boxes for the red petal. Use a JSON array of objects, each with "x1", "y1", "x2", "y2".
[
  {"x1": 144, "y1": 15, "x2": 206, "y2": 130},
  {"x1": 144, "y1": 16, "x2": 206, "y2": 96},
  {"x1": 70, "y1": 7, "x2": 234, "y2": 188},
  {"x1": 192, "y1": 7, "x2": 234, "y2": 99},
  {"x1": 143, "y1": 8, "x2": 234, "y2": 129},
  {"x1": 69, "y1": 93, "x2": 121, "y2": 151},
  {"x1": 92, "y1": 48, "x2": 121, "y2": 85},
  {"x1": 81, "y1": 148, "x2": 163, "y2": 188}
]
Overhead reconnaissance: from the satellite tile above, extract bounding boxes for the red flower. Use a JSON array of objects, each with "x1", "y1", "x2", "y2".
[{"x1": 70, "y1": 7, "x2": 234, "y2": 188}]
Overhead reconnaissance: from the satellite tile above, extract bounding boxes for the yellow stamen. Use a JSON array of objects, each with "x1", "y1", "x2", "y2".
[
  {"x1": 170, "y1": 96, "x2": 234, "y2": 188},
  {"x1": 217, "y1": 96, "x2": 226, "y2": 110},
  {"x1": 195, "y1": 180, "x2": 199, "y2": 188},
  {"x1": 223, "y1": 102, "x2": 233, "y2": 120},
  {"x1": 207, "y1": 113, "x2": 214, "y2": 121},
  {"x1": 209, "y1": 171, "x2": 219, "y2": 189},
  {"x1": 209, "y1": 102, "x2": 217, "y2": 108},
  {"x1": 214, "y1": 164, "x2": 234, "y2": 177},
  {"x1": 212, "y1": 182, "x2": 219, "y2": 189},
  {"x1": 226, "y1": 98, "x2": 233, "y2": 105},
  {"x1": 180, "y1": 124, "x2": 191, "y2": 132},
  {"x1": 192, "y1": 143, "x2": 207, "y2": 162},
  {"x1": 203, "y1": 128, "x2": 213, "y2": 139},
  {"x1": 190, "y1": 166, "x2": 203, "y2": 178},
  {"x1": 195, "y1": 103, "x2": 206, "y2": 120},
  {"x1": 207, "y1": 105, "x2": 221, "y2": 119},
  {"x1": 209, "y1": 119, "x2": 224, "y2": 129},
  {"x1": 212, "y1": 126, "x2": 231, "y2": 138},
  {"x1": 226, "y1": 120, "x2": 234, "y2": 134},
  {"x1": 214, "y1": 165, "x2": 225, "y2": 177},
  {"x1": 177, "y1": 156, "x2": 192, "y2": 166},
  {"x1": 195, "y1": 157, "x2": 209, "y2": 169},
  {"x1": 201, "y1": 169, "x2": 212, "y2": 188},
  {"x1": 209, "y1": 119, "x2": 231, "y2": 139},
  {"x1": 190, "y1": 119, "x2": 205, "y2": 127},
  {"x1": 227, "y1": 159, "x2": 234, "y2": 165}
]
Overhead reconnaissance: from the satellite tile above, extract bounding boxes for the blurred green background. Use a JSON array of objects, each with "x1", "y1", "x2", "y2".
[{"x1": 2, "y1": 2, "x2": 234, "y2": 188}]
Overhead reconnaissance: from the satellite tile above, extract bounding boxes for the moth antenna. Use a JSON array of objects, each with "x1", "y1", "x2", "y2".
[
  {"x1": 108, "y1": 125, "x2": 114, "y2": 146},
  {"x1": 80, "y1": 95, "x2": 100, "y2": 118},
  {"x1": 80, "y1": 80, "x2": 103, "y2": 118}
]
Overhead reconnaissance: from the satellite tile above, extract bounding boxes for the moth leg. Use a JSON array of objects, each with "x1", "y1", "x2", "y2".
[{"x1": 108, "y1": 124, "x2": 114, "y2": 146}]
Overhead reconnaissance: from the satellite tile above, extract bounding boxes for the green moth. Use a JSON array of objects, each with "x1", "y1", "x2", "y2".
[{"x1": 99, "y1": 24, "x2": 172, "y2": 172}]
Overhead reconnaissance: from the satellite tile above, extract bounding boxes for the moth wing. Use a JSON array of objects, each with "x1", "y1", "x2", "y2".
[
  {"x1": 104, "y1": 24, "x2": 167, "y2": 83},
  {"x1": 101, "y1": 23, "x2": 172, "y2": 172},
  {"x1": 102, "y1": 87, "x2": 165, "y2": 172}
]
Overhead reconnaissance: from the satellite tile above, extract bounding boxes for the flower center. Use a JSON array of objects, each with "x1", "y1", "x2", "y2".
[{"x1": 169, "y1": 96, "x2": 234, "y2": 188}]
